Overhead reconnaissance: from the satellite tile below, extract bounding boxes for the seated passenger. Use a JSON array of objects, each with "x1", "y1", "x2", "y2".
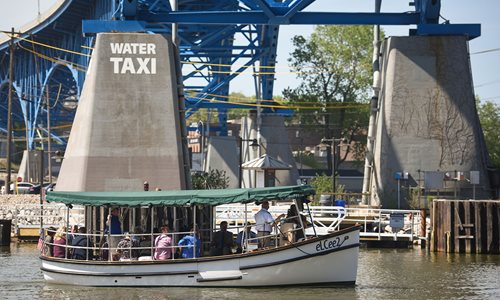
[
  {"x1": 153, "y1": 225, "x2": 172, "y2": 260},
  {"x1": 285, "y1": 204, "x2": 308, "y2": 242},
  {"x1": 178, "y1": 226, "x2": 201, "y2": 258},
  {"x1": 71, "y1": 227, "x2": 91, "y2": 260},
  {"x1": 209, "y1": 221, "x2": 234, "y2": 256},
  {"x1": 116, "y1": 234, "x2": 134, "y2": 260},
  {"x1": 53, "y1": 226, "x2": 67, "y2": 258},
  {"x1": 41, "y1": 226, "x2": 57, "y2": 257},
  {"x1": 236, "y1": 226, "x2": 257, "y2": 253}
]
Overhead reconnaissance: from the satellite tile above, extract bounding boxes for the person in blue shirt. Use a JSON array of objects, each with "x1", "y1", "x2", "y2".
[
  {"x1": 178, "y1": 226, "x2": 201, "y2": 258},
  {"x1": 236, "y1": 226, "x2": 257, "y2": 253},
  {"x1": 105, "y1": 207, "x2": 122, "y2": 260}
]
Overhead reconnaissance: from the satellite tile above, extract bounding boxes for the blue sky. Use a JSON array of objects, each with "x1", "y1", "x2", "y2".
[{"x1": 1, "y1": 0, "x2": 499, "y2": 104}]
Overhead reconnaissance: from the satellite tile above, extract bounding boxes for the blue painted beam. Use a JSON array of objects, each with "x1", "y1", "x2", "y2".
[
  {"x1": 137, "y1": 11, "x2": 422, "y2": 25},
  {"x1": 415, "y1": 24, "x2": 481, "y2": 39},
  {"x1": 82, "y1": 20, "x2": 147, "y2": 35}
]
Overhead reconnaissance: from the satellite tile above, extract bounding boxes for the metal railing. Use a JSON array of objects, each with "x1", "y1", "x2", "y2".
[
  {"x1": 0, "y1": 203, "x2": 84, "y2": 236},
  {"x1": 216, "y1": 204, "x2": 423, "y2": 242}
]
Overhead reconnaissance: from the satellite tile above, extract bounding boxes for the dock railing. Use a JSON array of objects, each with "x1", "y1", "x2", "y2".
[
  {"x1": 216, "y1": 204, "x2": 423, "y2": 242},
  {"x1": 0, "y1": 203, "x2": 85, "y2": 237}
]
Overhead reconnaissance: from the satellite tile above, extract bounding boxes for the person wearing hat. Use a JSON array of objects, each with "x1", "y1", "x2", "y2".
[
  {"x1": 143, "y1": 181, "x2": 149, "y2": 191},
  {"x1": 116, "y1": 233, "x2": 133, "y2": 260}
]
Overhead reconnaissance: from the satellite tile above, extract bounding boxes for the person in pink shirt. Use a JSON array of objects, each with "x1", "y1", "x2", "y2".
[
  {"x1": 53, "y1": 226, "x2": 67, "y2": 258},
  {"x1": 154, "y1": 225, "x2": 172, "y2": 260}
]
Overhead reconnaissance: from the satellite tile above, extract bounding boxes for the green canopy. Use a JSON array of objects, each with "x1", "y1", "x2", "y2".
[{"x1": 46, "y1": 185, "x2": 315, "y2": 207}]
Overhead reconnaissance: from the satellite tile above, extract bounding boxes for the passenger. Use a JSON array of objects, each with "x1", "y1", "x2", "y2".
[
  {"x1": 68, "y1": 224, "x2": 79, "y2": 246},
  {"x1": 116, "y1": 234, "x2": 134, "y2": 260},
  {"x1": 139, "y1": 233, "x2": 153, "y2": 257},
  {"x1": 71, "y1": 227, "x2": 91, "y2": 260},
  {"x1": 281, "y1": 204, "x2": 307, "y2": 243},
  {"x1": 178, "y1": 226, "x2": 201, "y2": 258},
  {"x1": 235, "y1": 226, "x2": 257, "y2": 253},
  {"x1": 209, "y1": 221, "x2": 234, "y2": 256},
  {"x1": 129, "y1": 226, "x2": 144, "y2": 258},
  {"x1": 254, "y1": 201, "x2": 284, "y2": 249},
  {"x1": 105, "y1": 207, "x2": 122, "y2": 256},
  {"x1": 42, "y1": 226, "x2": 57, "y2": 256},
  {"x1": 153, "y1": 225, "x2": 172, "y2": 260},
  {"x1": 53, "y1": 226, "x2": 67, "y2": 258}
]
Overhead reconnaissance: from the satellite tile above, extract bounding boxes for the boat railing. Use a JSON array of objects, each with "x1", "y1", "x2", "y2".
[
  {"x1": 40, "y1": 219, "x2": 311, "y2": 261},
  {"x1": 40, "y1": 229, "x2": 198, "y2": 261},
  {"x1": 229, "y1": 217, "x2": 309, "y2": 252},
  {"x1": 217, "y1": 204, "x2": 346, "y2": 236}
]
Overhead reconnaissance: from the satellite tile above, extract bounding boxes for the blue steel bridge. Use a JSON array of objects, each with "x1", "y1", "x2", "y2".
[{"x1": 0, "y1": 0, "x2": 479, "y2": 155}]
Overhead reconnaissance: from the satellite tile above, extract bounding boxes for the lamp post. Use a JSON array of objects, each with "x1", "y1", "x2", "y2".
[
  {"x1": 321, "y1": 137, "x2": 346, "y2": 201},
  {"x1": 238, "y1": 138, "x2": 259, "y2": 188}
]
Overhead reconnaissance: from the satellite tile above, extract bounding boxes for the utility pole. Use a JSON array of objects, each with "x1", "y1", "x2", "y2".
[
  {"x1": 6, "y1": 27, "x2": 15, "y2": 194},
  {"x1": 47, "y1": 87, "x2": 52, "y2": 183}
]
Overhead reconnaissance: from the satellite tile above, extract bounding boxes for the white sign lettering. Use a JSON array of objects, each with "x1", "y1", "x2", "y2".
[{"x1": 109, "y1": 43, "x2": 157, "y2": 74}]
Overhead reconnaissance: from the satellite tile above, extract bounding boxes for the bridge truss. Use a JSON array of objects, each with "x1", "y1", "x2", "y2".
[{"x1": 0, "y1": 0, "x2": 479, "y2": 154}]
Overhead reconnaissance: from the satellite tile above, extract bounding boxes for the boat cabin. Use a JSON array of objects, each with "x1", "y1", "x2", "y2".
[{"x1": 41, "y1": 185, "x2": 316, "y2": 261}]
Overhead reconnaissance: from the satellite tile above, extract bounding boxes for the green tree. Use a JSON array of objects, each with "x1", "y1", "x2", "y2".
[
  {"x1": 191, "y1": 169, "x2": 229, "y2": 189},
  {"x1": 283, "y1": 25, "x2": 377, "y2": 168},
  {"x1": 478, "y1": 100, "x2": 500, "y2": 166}
]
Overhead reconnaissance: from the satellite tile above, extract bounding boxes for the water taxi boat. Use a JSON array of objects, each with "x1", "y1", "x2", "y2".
[{"x1": 40, "y1": 185, "x2": 360, "y2": 287}]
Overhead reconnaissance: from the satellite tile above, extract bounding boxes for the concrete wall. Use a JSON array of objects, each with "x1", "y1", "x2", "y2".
[
  {"x1": 240, "y1": 113, "x2": 299, "y2": 187},
  {"x1": 56, "y1": 33, "x2": 187, "y2": 191},
  {"x1": 204, "y1": 136, "x2": 239, "y2": 188},
  {"x1": 371, "y1": 36, "x2": 491, "y2": 207}
]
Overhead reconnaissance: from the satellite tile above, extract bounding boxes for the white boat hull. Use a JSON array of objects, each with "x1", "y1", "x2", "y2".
[{"x1": 41, "y1": 226, "x2": 360, "y2": 287}]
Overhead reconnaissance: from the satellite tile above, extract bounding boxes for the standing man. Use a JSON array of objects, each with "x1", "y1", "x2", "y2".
[
  {"x1": 106, "y1": 207, "x2": 122, "y2": 259},
  {"x1": 254, "y1": 201, "x2": 284, "y2": 249}
]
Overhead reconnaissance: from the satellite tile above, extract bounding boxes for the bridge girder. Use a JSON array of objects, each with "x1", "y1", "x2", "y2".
[{"x1": 0, "y1": 0, "x2": 480, "y2": 150}]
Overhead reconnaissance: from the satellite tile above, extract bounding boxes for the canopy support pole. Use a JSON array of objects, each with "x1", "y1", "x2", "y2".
[
  {"x1": 244, "y1": 203, "x2": 248, "y2": 252},
  {"x1": 305, "y1": 201, "x2": 317, "y2": 237},
  {"x1": 294, "y1": 199, "x2": 306, "y2": 241},
  {"x1": 193, "y1": 205, "x2": 197, "y2": 258},
  {"x1": 65, "y1": 205, "x2": 70, "y2": 259},
  {"x1": 150, "y1": 204, "x2": 154, "y2": 255},
  {"x1": 107, "y1": 206, "x2": 112, "y2": 262}
]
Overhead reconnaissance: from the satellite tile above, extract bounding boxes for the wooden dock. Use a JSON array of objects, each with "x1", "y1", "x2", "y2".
[{"x1": 431, "y1": 200, "x2": 499, "y2": 254}]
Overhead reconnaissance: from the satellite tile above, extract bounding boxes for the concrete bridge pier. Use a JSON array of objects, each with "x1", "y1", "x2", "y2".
[{"x1": 369, "y1": 36, "x2": 491, "y2": 208}]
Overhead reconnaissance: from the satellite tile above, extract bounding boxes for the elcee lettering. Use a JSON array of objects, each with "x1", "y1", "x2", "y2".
[{"x1": 315, "y1": 236, "x2": 349, "y2": 252}]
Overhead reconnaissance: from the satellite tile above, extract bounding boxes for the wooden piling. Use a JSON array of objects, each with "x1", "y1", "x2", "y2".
[{"x1": 431, "y1": 200, "x2": 500, "y2": 254}]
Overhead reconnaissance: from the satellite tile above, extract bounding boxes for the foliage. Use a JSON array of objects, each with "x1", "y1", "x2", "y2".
[
  {"x1": 294, "y1": 152, "x2": 321, "y2": 169},
  {"x1": 309, "y1": 173, "x2": 344, "y2": 194},
  {"x1": 284, "y1": 25, "x2": 379, "y2": 166},
  {"x1": 191, "y1": 169, "x2": 229, "y2": 190},
  {"x1": 310, "y1": 174, "x2": 333, "y2": 195},
  {"x1": 477, "y1": 100, "x2": 500, "y2": 166}
]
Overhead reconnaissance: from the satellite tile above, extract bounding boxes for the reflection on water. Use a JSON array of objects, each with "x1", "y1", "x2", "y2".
[{"x1": 1, "y1": 244, "x2": 499, "y2": 300}]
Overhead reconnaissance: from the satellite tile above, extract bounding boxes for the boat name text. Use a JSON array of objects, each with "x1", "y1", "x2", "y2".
[{"x1": 316, "y1": 236, "x2": 349, "y2": 252}]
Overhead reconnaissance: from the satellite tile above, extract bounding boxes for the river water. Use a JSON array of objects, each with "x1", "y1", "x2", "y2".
[{"x1": 1, "y1": 244, "x2": 499, "y2": 300}]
